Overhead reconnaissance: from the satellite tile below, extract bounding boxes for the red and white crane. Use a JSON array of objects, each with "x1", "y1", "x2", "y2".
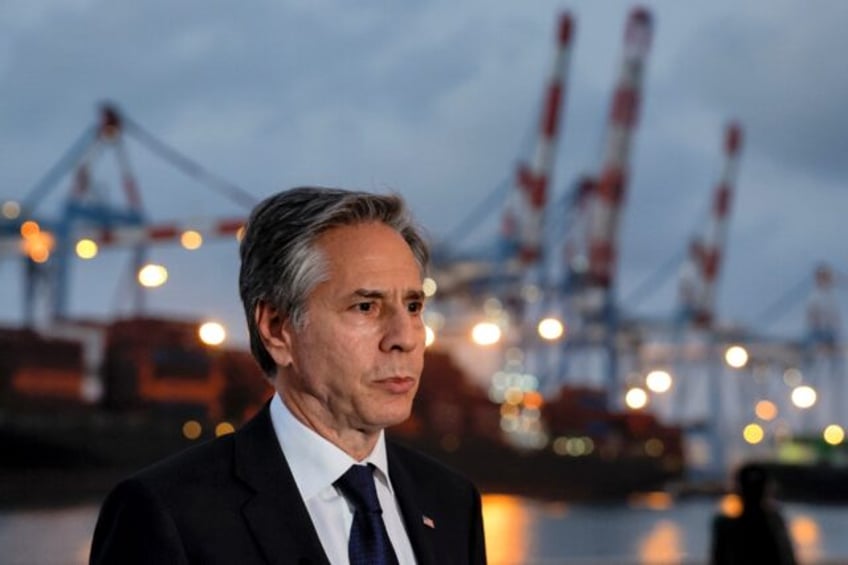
[
  {"x1": 693, "y1": 122, "x2": 743, "y2": 328},
  {"x1": 503, "y1": 12, "x2": 574, "y2": 266},
  {"x1": 585, "y1": 7, "x2": 653, "y2": 289}
]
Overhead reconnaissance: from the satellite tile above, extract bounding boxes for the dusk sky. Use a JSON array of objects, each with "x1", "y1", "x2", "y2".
[{"x1": 1, "y1": 0, "x2": 846, "y2": 345}]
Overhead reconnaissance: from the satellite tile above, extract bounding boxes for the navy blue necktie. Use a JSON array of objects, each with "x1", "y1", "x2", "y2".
[{"x1": 334, "y1": 464, "x2": 399, "y2": 565}]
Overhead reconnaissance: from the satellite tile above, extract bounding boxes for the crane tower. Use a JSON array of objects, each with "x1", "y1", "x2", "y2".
[
  {"x1": 694, "y1": 123, "x2": 743, "y2": 328},
  {"x1": 503, "y1": 13, "x2": 574, "y2": 267},
  {"x1": 585, "y1": 7, "x2": 653, "y2": 291}
]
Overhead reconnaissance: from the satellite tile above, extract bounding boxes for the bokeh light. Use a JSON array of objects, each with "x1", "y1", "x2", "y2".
[
  {"x1": 791, "y1": 385, "x2": 817, "y2": 409},
  {"x1": 425, "y1": 325, "x2": 435, "y2": 347},
  {"x1": 645, "y1": 370, "x2": 672, "y2": 393},
  {"x1": 75, "y1": 238, "x2": 99, "y2": 259},
  {"x1": 537, "y1": 317, "x2": 565, "y2": 341},
  {"x1": 743, "y1": 423, "x2": 764, "y2": 444},
  {"x1": 422, "y1": 277, "x2": 438, "y2": 297},
  {"x1": 182, "y1": 420, "x2": 202, "y2": 440},
  {"x1": 754, "y1": 400, "x2": 778, "y2": 421},
  {"x1": 20, "y1": 220, "x2": 40, "y2": 239},
  {"x1": 823, "y1": 424, "x2": 845, "y2": 446},
  {"x1": 783, "y1": 368, "x2": 803, "y2": 387},
  {"x1": 471, "y1": 322, "x2": 502, "y2": 346},
  {"x1": 198, "y1": 321, "x2": 226, "y2": 346},
  {"x1": 2, "y1": 200, "x2": 21, "y2": 219},
  {"x1": 19, "y1": 221, "x2": 55, "y2": 263},
  {"x1": 625, "y1": 387, "x2": 648, "y2": 410},
  {"x1": 215, "y1": 422, "x2": 235, "y2": 437},
  {"x1": 724, "y1": 345, "x2": 749, "y2": 368},
  {"x1": 504, "y1": 387, "x2": 524, "y2": 406},
  {"x1": 522, "y1": 391, "x2": 544, "y2": 410},
  {"x1": 719, "y1": 494, "x2": 742, "y2": 518},
  {"x1": 138, "y1": 264, "x2": 168, "y2": 287},
  {"x1": 180, "y1": 230, "x2": 203, "y2": 250}
]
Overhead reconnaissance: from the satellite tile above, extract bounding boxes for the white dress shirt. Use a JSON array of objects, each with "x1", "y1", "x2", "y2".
[{"x1": 269, "y1": 393, "x2": 417, "y2": 565}]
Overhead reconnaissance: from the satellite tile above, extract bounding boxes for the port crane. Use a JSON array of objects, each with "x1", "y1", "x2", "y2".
[
  {"x1": 0, "y1": 8, "x2": 844, "y2": 479},
  {"x1": 426, "y1": 7, "x2": 846, "y2": 476},
  {"x1": 0, "y1": 103, "x2": 255, "y2": 326}
]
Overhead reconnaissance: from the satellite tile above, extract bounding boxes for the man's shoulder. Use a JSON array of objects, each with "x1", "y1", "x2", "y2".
[
  {"x1": 124, "y1": 404, "x2": 273, "y2": 494},
  {"x1": 90, "y1": 416, "x2": 278, "y2": 564},
  {"x1": 125, "y1": 432, "x2": 239, "y2": 495},
  {"x1": 387, "y1": 439, "x2": 477, "y2": 494}
]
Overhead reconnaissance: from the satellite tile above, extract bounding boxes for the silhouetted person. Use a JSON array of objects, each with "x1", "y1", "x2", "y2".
[{"x1": 711, "y1": 463, "x2": 797, "y2": 565}]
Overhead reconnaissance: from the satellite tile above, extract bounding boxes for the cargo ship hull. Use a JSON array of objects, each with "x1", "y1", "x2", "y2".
[{"x1": 1, "y1": 317, "x2": 685, "y2": 506}]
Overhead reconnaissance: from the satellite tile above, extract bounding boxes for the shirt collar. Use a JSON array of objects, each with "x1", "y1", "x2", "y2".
[{"x1": 269, "y1": 392, "x2": 393, "y2": 501}]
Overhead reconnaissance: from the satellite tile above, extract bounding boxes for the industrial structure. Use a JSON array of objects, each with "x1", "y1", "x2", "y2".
[
  {"x1": 1, "y1": 6, "x2": 846, "y2": 489},
  {"x1": 0, "y1": 103, "x2": 253, "y2": 325},
  {"x1": 424, "y1": 6, "x2": 846, "y2": 478}
]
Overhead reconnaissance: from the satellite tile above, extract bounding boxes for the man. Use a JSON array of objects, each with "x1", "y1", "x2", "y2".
[
  {"x1": 711, "y1": 463, "x2": 796, "y2": 565},
  {"x1": 90, "y1": 187, "x2": 487, "y2": 564}
]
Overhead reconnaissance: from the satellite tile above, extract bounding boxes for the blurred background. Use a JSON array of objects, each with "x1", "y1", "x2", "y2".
[{"x1": 2, "y1": 1, "x2": 847, "y2": 563}]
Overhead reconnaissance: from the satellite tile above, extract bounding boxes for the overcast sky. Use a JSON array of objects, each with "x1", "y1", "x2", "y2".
[{"x1": 1, "y1": 0, "x2": 846, "y2": 344}]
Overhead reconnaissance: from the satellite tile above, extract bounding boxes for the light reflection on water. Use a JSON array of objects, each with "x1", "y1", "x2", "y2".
[
  {"x1": 481, "y1": 494, "x2": 532, "y2": 562},
  {"x1": 638, "y1": 519, "x2": 683, "y2": 564},
  {"x1": 2, "y1": 497, "x2": 847, "y2": 564},
  {"x1": 790, "y1": 513, "x2": 821, "y2": 565},
  {"x1": 479, "y1": 494, "x2": 848, "y2": 564}
]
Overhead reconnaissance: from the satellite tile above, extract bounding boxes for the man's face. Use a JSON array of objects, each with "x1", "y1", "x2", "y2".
[{"x1": 280, "y1": 221, "x2": 426, "y2": 434}]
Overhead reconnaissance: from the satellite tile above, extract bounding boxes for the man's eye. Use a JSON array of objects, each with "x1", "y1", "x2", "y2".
[
  {"x1": 407, "y1": 301, "x2": 423, "y2": 314},
  {"x1": 357, "y1": 302, "x2": 374, "y2": 312}
]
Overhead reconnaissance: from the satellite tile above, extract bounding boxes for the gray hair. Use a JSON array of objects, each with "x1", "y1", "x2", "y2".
[{"x1": 239, "y1": 186, "x2": 430, "y2": 377}]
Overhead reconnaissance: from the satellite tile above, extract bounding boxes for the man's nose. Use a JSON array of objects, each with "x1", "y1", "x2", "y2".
[{"x1": 379, "y1": 307, "x2": 422, "y2": 353}]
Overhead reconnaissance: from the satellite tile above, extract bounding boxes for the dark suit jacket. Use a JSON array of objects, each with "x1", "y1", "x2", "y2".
[{"x1": 90, "y1": 404, "x2": 487, "y2": 564}]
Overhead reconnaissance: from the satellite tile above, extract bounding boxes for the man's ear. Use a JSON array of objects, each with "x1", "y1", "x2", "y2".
[{"x1": 255, "y1": 301, "x2": 294, "y2": 367}]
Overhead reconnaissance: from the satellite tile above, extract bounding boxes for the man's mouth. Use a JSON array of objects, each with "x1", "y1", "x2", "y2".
[{"x1": 374, "y1": 376, "x2": 417, "y2": 394}]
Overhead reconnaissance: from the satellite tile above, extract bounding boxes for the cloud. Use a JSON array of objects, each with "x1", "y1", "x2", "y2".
[
  {"x1": 675, "y1": 1, "x2": 848, "y2": 183},
  {"x1": 1, "y1": 1, "x2": 845, "y2": 339}
]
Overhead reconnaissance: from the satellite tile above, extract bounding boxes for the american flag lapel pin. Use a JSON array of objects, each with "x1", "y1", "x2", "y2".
[{"x1": 422, "y1": 515, "x2": 435, "y2": 529}]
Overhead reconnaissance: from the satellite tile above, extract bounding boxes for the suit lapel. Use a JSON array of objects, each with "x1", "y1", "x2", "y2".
[
  {"x1": 388, "y1": 445, "x2": 437, "y2": 565},
  {"x1": 234, "y1": 403, "x2": 331, "y2": 565}
]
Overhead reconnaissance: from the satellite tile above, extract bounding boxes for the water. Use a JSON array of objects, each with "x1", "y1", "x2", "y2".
[
  {"x1": 481, "y1": 495, "x2": 848, "y2": 564},
  {"x1": 3, "y1": 496, "x2": 848, "y2": 564}
]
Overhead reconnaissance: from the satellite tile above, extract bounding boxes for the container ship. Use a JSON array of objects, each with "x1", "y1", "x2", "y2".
[{"x1": 0, "y1": 316, "x2": 684, "y2": 507}]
